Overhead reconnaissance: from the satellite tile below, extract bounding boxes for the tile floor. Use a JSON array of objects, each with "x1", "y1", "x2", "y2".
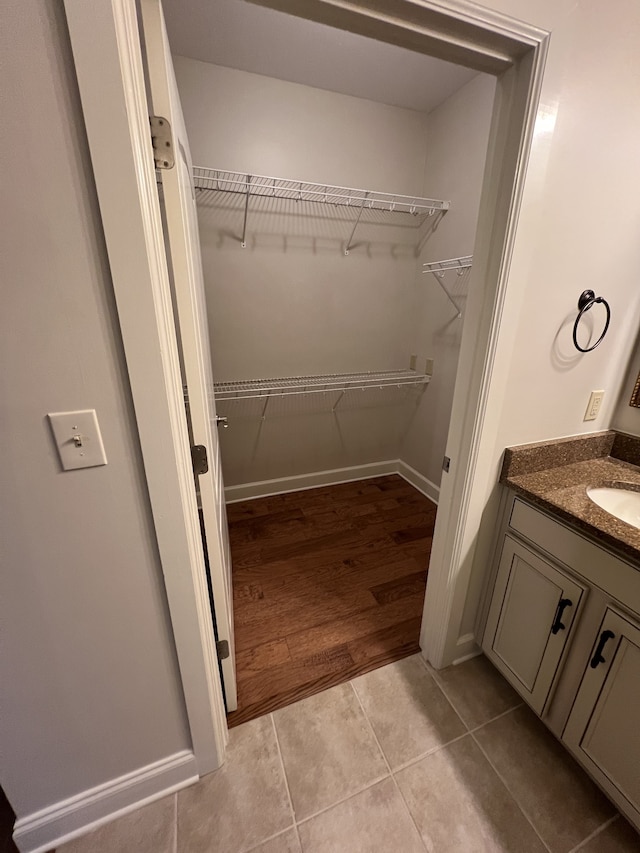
[{"x1": 58, "y1": 654, "x2": 640, "y2": 853}]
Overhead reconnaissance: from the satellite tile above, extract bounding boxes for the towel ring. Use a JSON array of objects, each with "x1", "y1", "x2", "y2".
[{"x1": 572, "y1": 290, "x2": 611, "y2": 353}]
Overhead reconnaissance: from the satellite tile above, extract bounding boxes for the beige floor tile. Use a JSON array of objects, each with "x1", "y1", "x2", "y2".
[
  {"x1": 273, "y1": 682, "x2": 388, "y2": 820},
  {"x1": 249, "y1": 827, "x2": 302, "y2": 853},
  {"x1": 57, "y1": 795, "x2": 174, "y2": 853},
  {"x1": 297, "y1": 778, "x2": 424, "y2": 853},
  {"x1": 178, "y1": 714, "x2": 293, "y2": 853},
  {"x1": 474, "y1": 705, "x2": 616, "y2": 853},
  {"x1": 395, "y1": 734, "x2": 546, "y2": 852},
  {"x1": 576, "y1": 817, "x2": 640, "y2": 852},
  {"x1": 352, "y1": 654, "x2": 466, "y2": 768},
  {"x1": 430, "y1": 653, "x2": 521, "y2": 729}
]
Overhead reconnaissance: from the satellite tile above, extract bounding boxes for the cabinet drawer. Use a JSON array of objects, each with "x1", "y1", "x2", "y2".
[
  {"x1": 563, "y1": 607, "x2": 640, "y2": 829},
  {"x1": 484, "y1": 536, "x2": 586, "y2": 714}
]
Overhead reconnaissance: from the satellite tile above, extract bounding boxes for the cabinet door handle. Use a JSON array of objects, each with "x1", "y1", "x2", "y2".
[
  {"x1": 551, "y1": 597, "x2": 572, "y2": 635},
  {"x1": 590, "y1": 630, "x2": 615, "y2": 669}
]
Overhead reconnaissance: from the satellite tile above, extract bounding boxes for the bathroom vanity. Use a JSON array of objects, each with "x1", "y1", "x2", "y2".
[{"x1": 481, "y1": 431, "x2": 640, "y2": 830}]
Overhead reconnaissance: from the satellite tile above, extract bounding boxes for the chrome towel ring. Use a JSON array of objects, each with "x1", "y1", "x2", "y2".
[{"x1": 572, "y1": 290, "x2": 611, "y2": 353}]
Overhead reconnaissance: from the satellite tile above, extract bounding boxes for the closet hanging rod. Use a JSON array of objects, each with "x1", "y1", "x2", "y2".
[
  {"x1": 193, "y1": 167, "x2": 450, "y2": 216},
  {"x1": 214, "y1": 369, "x2": 431, "y2": 402}
]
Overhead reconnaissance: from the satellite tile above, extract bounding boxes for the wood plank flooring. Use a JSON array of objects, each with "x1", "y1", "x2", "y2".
[{"x1": 226, "y1": 474, "x2": 437, "y2": 727}]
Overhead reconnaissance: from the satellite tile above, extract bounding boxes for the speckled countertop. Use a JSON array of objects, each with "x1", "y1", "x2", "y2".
[{"x1": 501, "y1": 430, "x2": 640, "y2": 563}]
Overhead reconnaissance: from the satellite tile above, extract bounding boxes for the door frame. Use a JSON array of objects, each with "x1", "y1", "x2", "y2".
[
  {"x1": 65, "y1": 0, "x2": 548, "y2": 771},
  {"x1": 64, "y1": 0, "x2": 228, "y2": 774}
]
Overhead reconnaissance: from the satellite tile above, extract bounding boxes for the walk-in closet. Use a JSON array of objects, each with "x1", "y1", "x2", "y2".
[{"x1": 164, "y1": 0, "x2": 497, "y2": 724}]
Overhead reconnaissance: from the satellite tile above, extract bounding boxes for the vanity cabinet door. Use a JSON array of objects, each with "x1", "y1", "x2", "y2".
[
  {"x1": 563, "y1": 608, "x2": 640, "y2": 827},
  {"x1": 483, "y1": 536, "x2": 586, "y2": 714}
]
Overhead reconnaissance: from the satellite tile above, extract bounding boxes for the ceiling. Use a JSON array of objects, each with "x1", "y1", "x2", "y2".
[{"x1": 162, "y1": 0, "x2": 480, "y2": 114}]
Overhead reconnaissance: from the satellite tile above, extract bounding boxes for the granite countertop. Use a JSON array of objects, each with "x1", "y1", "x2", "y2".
[{"x1": 501, "y1": 430, "x2": 640, "y2": 563}]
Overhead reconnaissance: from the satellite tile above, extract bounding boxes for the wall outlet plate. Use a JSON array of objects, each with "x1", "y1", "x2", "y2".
[
  {"x1": 584, "y1": 390, "x2": 605, "y2": 422},
  {"x1": 48, "y1": 409, "x2": 108, "y2": 470}
]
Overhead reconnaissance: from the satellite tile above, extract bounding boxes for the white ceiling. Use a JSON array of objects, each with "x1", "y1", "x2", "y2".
[{"x1": 162, "y1": 0, "x2": 479, "y2": 114}]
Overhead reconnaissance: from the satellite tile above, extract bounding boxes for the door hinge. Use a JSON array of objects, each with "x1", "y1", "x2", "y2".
[
  {"x1": 442, "y1": 455, "x2": 451, "y2": 473},
  {"x1": 150, "y1": 115, "x2": 175, "y2": 169},
  {"x1": 191, "y1": 444, "x2": 208, "y2": 476},
  {"x1": 216, "y1": 640, "x2": 230, "y2": 661}
]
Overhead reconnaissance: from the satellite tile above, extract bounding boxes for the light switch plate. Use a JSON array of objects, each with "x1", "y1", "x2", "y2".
[{"x1": 48, "y1": 409, "x2": 108, "y2": 470}]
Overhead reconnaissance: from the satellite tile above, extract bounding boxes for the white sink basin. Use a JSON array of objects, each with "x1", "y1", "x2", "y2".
[{"x1": 587, "y1": 486, "x2": 640, "y2": 529}]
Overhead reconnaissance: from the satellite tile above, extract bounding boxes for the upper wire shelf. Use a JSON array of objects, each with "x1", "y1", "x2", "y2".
[
  {"x1": 214, "y1": 369, "x2": 430, "y2": 414},
  {"x1": 193, "y1": 167, "x2": 450, "y2": 254},
  {"x1": 422, "y1": 255, "x2": 473, "y2": 319}
]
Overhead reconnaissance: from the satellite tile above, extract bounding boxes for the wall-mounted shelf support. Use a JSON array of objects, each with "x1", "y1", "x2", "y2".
[
  {"x1": 344, "y1": 193, "x2": 368, "y2": 255},
  {"x1": 422, "y1": 255, "x2": 472, "y2": 319},
  {"x1": 332, "y1": 389, "x2": 346, "y2": 411},
  {"x1": 193, "y1": 167, "x2": 450, "y2": 253},
  {"x1": 241, "y1": 174, "x2": 251, "y2": 248}
]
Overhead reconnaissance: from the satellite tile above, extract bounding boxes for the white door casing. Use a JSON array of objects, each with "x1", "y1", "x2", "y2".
[
  {"x1": 64, "y1": 0, "x2": 228, "y2": 772},
  {"x1": 139, "y1": 0, "x2": 237, "y2": 711}
]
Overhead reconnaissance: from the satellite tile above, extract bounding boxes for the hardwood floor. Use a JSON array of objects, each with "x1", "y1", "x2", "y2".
[{"x1": 226, "y1": 474, "x2": 437, "y2": 727}]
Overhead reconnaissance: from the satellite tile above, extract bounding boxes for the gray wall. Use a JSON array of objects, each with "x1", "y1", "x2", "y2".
[
  {"x1": 174, "y1": 57, "x2": 495, "y2": 488},
  {"x1": 1, "y1": 0, "x2": 190, "y2": 818},
  {"x1": 458, "y1": 0, "x2": 640, "y2": 641},
  {"x1": 401, "y1": 74, "x2": 497, "y2": 489}
]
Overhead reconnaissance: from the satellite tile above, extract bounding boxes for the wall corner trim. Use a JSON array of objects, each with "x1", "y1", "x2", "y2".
[
  {"x1": 13, "y1": 750, "x2": 197, "y2": 853},
  {"x1": 396, "y1": 461, "x2": 440, "y2": 505}
]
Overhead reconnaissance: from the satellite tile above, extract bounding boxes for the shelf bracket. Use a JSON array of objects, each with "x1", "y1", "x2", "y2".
[
  {"x1": 260, "y1": 391, "x2": 271, "y2": 421},
  {"x1": 241, "y1": 174, "x2": 251, "y2": 248},
  {"x1": 433, "y1": 273, "x2": 463, "y2": 319},
  {"x1": 332, "y1": 389, "x2": 346, "y2": 412},
  {"x1": 345, "y1": 193, "x2": 369, "y2": 256}
]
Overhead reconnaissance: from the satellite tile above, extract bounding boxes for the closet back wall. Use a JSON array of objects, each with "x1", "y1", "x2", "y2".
[{"x1": 174, "y1": 57, "x2": 432, "y2": 490}]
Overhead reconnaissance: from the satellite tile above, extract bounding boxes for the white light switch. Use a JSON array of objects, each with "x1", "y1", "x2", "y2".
[{"x1": 48, "y1": 409, "x2": 108, "y2": 470}]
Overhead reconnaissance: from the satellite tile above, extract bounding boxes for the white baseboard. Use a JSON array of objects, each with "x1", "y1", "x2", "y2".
[
  {"x1": 397, "y1": 461, "x2": 440, "y2": 505},
  {"x1": 224, "y1": 460, "x2": 398, "y2": 503},
  {"x1": 14, "y1": 751, "x2": 197, "y2": 853}
]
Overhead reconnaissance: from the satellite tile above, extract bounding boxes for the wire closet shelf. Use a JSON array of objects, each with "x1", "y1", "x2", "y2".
[
  {"x1": 193, "y1": 167, "x2": 450, "y2": 253},
  {"x1": 214, "y1": 369, "x2": 431, "y2": 403}
]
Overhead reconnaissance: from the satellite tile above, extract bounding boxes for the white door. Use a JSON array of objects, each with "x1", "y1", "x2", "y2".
[{"x1": 139, "y1": 0, "x2": 237, "y2": 710}]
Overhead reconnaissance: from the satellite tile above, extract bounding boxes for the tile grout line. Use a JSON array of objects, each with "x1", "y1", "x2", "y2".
[
  {"x1": 391, "y1": 730, "x2": 471, "y2": 774},
  {"x1": 421, "y1": 654, "x2": 524, "y2": 733},
  {"x1": 468, "y1": 702, "x2": 525, "y2": 733},
  {"x1": 411, "y1": 655, "x2": 475, "y2": 734},
  {"x1": 469, "y1": 728, "x2": 554, "y2": 853},
  {"x1": 270, "y1": 713, "x2": 297, "y2": 826},
  {"x1": 244, "y1": 826, "x2": 298, "y2": 853},
  {"x1": 294, "y1": 774, "x2": 391, "y2": 829},
  {"x1": 566, "y1": 814, "x2": 620, "y2": 853},
  {"x1": 173, "y1": 792, "x2": 178, "y2": 853},
  {"x1": 349, "y1": 681, "x2": 430, "y2": 853},
  {"x1": 241, "y1": 715, "x2": 298, "y2": 852}
]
